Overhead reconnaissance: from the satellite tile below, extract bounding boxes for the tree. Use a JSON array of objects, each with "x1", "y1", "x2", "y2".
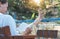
[{"x1": 8, "y1": 0, "x2": 60, "y2": 20}]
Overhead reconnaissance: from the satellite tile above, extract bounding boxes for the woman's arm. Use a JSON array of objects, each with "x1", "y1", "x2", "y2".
[
  {"x1": 24, "y1": 8, "x2": 44, "y2": 35},
  {"x1": 33, "y1": 8, "x2": 43, "y2": 26}
]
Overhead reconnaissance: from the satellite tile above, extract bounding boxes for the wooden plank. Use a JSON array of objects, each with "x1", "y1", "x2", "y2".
[{"x1": 37, "y1": 30, "x2": 58, "y2": 38}]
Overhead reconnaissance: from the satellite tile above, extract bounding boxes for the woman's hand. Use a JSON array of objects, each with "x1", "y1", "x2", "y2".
[
  {"x1": 38, "y1": 8, "x2": 45, "y2": 19},
  {"x1": 23, "y1": 27, "x2": 32, "y2": 35}
]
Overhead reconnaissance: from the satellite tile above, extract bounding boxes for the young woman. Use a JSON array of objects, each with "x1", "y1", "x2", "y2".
[
  {"x1": 0, "y1": 0, "x2": 18, "y2": 36},
  {"x1": 0, "y1": 0, "x2": 43, "y2": 35}
]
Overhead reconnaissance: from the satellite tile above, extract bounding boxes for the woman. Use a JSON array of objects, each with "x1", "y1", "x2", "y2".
[
  {"x1": 0, "y1": 0, "x2": 18, "y2": 36},
  {"x1": 0, "y1": 0, "x2": 43, "y2": 35}
]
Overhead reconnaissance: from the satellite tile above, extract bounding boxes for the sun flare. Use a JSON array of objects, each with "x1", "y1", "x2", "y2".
[{"x1": 33, "y1": 0, "x2": 40, "y2": 6}]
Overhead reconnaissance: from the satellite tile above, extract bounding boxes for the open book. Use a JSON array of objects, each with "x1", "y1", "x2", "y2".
[{"x1": 17, "y1": 22, "x2": 32, "y2": 34}]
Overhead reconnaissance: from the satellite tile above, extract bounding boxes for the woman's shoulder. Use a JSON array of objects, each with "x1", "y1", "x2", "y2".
[
  {"x1": 4, "y1": 15, "x2": 13, "y2": 19},
  {"x1": 3, "y1": 15, "x2": 14, "y2": 20},
  {"x1": 4, "y1": 15, "x2": 15, "y2": 23}
]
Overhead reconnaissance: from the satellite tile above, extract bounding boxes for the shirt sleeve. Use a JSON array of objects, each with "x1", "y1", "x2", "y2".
[
  {"x1": 17, "y1": 22, "x2": 29, "y2": 33},
  {"x1": 6, "y1": 15, "x2": 18, "y2": 36},
  {"x1": 27, "y1": 23, "x2": 35, "y2": 29}
]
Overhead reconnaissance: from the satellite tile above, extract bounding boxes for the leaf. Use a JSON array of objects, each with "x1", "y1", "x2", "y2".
[{"x1": 31, "y1": 13, "x2": 35, "y2": 19}]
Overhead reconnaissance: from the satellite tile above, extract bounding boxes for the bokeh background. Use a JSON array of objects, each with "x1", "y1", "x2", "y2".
[{"x1": 8, "y1": 0, "x2": 60, "y2": 20}]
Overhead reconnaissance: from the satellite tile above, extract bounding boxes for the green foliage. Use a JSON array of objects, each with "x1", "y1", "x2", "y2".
[
  {"x1": 31, "y1": 13, "x2": 35, "y2": 19},
  {"x1": 8, "y1": 0, "x2": 60, "y2": 20}
]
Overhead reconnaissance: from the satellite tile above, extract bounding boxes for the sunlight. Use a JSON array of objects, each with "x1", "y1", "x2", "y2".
[
  {"x1": 33, "y1": 0, "x2": 40, "y2": 6},
  {"x1": 33, "y1": 0, "x2": 44, "y2": 6}
]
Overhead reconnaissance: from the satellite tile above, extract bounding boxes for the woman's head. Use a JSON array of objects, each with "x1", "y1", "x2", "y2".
[
  {"x1": 0, "y1": 0, "x2": 7, "y2": 4},
  {"x1": 0, "y1": 0, "x2": 8, "y2": 13}
]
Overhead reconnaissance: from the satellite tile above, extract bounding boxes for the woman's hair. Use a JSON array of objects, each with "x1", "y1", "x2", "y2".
[{"x1": 0, "y1": 0, "x2": 7, "y2": 4}]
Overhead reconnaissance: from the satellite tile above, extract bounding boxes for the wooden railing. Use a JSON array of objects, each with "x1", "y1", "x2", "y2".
[
  {"x1": 37, "y1": 30, "x2": 58, "y2": 39},
  {"x1": 0, "y1": 26, "x2": 58, "y2": 39},
  {"x1": 12, "y1": 35, "x2": 36, "y2": 39},
  {"x1": 0, "y1": 26, "x2": 36, "y2": 39}
]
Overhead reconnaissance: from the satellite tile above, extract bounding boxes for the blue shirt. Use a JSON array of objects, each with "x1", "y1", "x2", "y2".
[{"x1": 0, "y1": 13, "x2": 18, "y2": 36}]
